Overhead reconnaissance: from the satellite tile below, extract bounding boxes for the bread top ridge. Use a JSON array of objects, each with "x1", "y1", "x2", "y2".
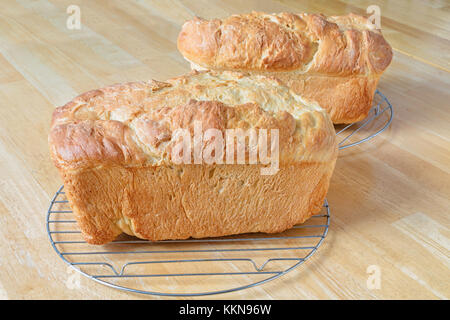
[
  {"x1": 49, "y1": 71, "x2": 337, "y2": 170},
  {"x1": 177, "y1": 12, "x2": 393, "y2": 76}
]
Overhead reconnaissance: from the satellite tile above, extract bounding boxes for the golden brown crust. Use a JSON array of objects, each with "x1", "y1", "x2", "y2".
[
  {"x1": 177, "y1": 12, "x2": 393, "y2": 123},
  {"x1": 178, "y1": 12, "x2": 392, "y2": 75},
  {"x1": 282, "y1": 74, "x2": 379, "y2": 124},
  {"x1": 63, "y1": 162, "x2": 335, "y2": 244},
  {"x1": 49, "y1": 70, "x2": 338, "y2": 244},
  {"x1": 49, "y1": 70, "x2": 337, "y2": 170},
  {"x1": 178, "y1": 15, "x2": 316, "y2": 72}
]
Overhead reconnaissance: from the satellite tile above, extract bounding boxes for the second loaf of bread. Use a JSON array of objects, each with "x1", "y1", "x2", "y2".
[
  {"x1": 177, "y1": 12, "x2": 393, "y2": 124},
  {"x1": 49, "y1": 71, "x2": 338, "y2": 244}
]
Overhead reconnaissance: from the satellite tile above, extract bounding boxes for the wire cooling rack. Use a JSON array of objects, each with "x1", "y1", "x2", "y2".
[
  {"x1": 47, "y1": 186, "x2": 330, "y2": 296},
  {"x1": 337, "y1": 90, "x2": 393, "y2": 149}
]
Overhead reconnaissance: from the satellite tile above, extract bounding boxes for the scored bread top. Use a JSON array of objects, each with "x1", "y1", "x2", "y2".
[
  {"x1": 177, "y1": 12, "x2": 393, "y2": 76},
  {"x1": 49, "y1": 71, "x2": 337, "y2": 170}
]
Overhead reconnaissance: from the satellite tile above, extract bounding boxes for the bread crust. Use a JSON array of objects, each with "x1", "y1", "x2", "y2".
[
  {"x1": 177, "y1": 12, "x2": 393, "y2": 123},
  {"x1": 62, "y1": 162, "x2": 335, "y2": 244},
  {"x1": 49, "y1": 71, "x2": 338, "y2": 244},
  {"x1": 49, "y1": 71, "x2": 337, "y2": 170}
]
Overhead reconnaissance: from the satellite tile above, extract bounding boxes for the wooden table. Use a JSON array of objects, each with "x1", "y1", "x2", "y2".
[{"x1": 0, "y1": 0, "x2": 448, "y2": 300}]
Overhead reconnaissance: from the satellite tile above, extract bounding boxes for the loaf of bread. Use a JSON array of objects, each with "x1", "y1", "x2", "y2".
[
  {"x1": 177, "y1": 12, "x2": 393, "y2": 124},
  {"x1": 49, "y1": 71, "x2": 338, "y2": 244}
]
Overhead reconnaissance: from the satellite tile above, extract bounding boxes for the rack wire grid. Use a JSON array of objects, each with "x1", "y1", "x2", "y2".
[
  {"x1": 47, "y1": 187, "x2": 330, "y2": 296},
  {"x1": 46, "y1": 90, "x2": 393, "y2": 296},
  {"x1": 337, "y1": 89, "x2": 393, "y2": 150}
]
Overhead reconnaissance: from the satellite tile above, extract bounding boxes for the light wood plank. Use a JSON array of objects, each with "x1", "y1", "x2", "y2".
[{"x1": 0, "y1": 0, "x2": 448, "y2": 299}]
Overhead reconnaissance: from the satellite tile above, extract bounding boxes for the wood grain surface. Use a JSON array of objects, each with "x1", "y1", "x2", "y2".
[{"x1": 0, "y1": 0, "x2": 449, "y2": 299}]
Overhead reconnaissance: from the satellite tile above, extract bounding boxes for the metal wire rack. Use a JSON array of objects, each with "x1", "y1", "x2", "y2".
[
  {"x1": 337, "y1": 90, "x2": 393, "y2": 149},
  {"x1": 47, "y1": 186, "x2": 330, "y2": 296}
]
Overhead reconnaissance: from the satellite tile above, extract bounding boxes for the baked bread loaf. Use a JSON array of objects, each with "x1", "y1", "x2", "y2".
[
  {"x1": 49, "y1": 70, "x2": 338, "y2": 245},
  {"x1": 177, "y1": 12, "x2": 393, "y2": 124}
]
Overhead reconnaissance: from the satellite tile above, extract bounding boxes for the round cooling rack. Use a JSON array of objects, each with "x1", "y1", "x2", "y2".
[
  {"x1": 47, "y1": 186, "x2": 330, "y2": 297},
  {"x1": 336, "y1": 90, "x2": 393, "y2": 150}
]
